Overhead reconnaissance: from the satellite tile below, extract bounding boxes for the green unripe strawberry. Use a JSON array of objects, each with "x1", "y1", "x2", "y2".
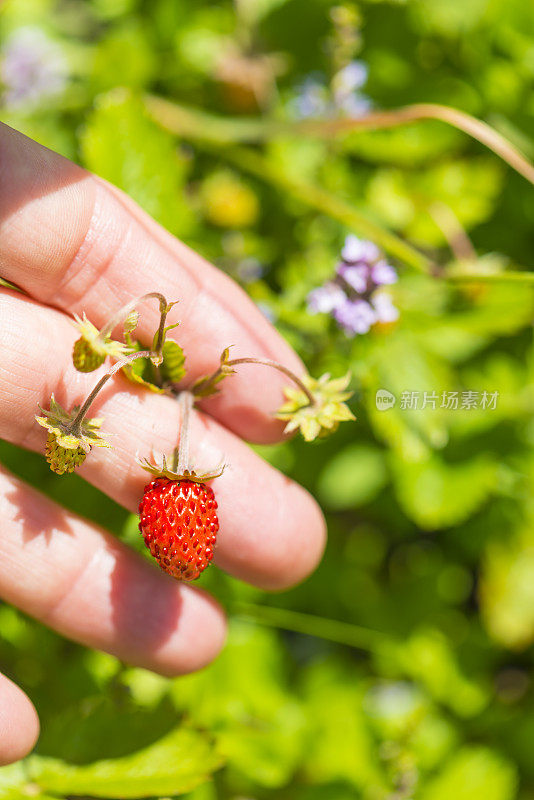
[
  {"x1": 45, "y1": 433, "x2": 87, "y2": 474},
  {"x1": 36, "y1": 395, "x2": 111, "y2": 475},
  {"x1": 71, "y1": 313, "x2": 130, "y2": 373},
  {"x1": 72, "y1": 337, "x2": 106, "y2": 373}
]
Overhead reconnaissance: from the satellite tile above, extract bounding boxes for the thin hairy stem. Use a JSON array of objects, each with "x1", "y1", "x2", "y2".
[
  {"x1": 300, "y1": 103, "x2": 534, "y2": 186},
  {"x1": 227, "y1": 357, "x2": 316, "y2": 406},
  {"x1": 146, "y1": 96, "x2": 534, "y2": 187},
  {"x1": 177, "y1": 391, "x2": 194, "y2": 474},
  {"x1": 429, "y1": 202, "x2": 477, "y2": 261},
  {"x1": 98, "y1": 292, "x2": 169, "y2": 341},
  {"x1": 145, "y1": 98, "x2": 433, "y2": 274},
  {"x1": 147, "y1": 96, "x2": 534, "y2": 275},
  {"x1": 69, "y1": 350, "x2": 155, "y2": 434}
]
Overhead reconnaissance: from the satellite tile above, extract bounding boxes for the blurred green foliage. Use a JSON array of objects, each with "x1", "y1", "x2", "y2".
[{"x1": 1, "y1": 0, "x2": 534, "y2": 798}]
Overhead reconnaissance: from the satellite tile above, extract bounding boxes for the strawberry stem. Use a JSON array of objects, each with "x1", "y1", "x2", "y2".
[
  {"x1": 98, "y1": 292, "x2": 165, "y2": 339},
  {"x1": 68, "y1": 350, "x2": 158, "y2": 435},
  {"x1": 226, "y1": 357, "x2": 316, "y2": 406},
  {"x1": 97, "y1": 292, "x2": 174, "y2": 360},
  {"x1": 176, "y1": 391, "x2": 194, "y2": 474}
]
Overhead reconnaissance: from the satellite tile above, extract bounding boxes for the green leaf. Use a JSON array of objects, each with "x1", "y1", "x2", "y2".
[
  {"x1": 91, "y1": 22, "x2": 156, "y2": 94},
  {"x1": 390, "y1": 452, "x2": 497, "y2": 529},
  {"x1": 0, "y1": 764, "x2": 26, "y2": 795},
  {"x1": 361, "y1": 330, "x2": 453, "y2": 459},
  {"x1": 121, "y1": 337, "x2": 186, "y2": 391},
  {"x1": 317, "y1": 444, "x2": 388, "y2": 510},
  {"x1": 121, "y1": 341, "x2": 166, "y2": 394},
  {"x1": 380, "y1": 629, "x2": 489, "y2": 717},
  {"x1": 421, "y1": 747, "x2": 517, "y2": 800},
  {"x1": 480, "y1": 525, "x2": 534, "y2": 649},
  {"x1": 366, "y1": 158, "x2": 503, "y2": 247},
  {"x1": 159, "y1": 339, "x2": 186, "y2": 384},
  {"x1": 171, "y1": 622, "x2": 306, "y2": 788},
  {"x1": 0, "y1": 762, "x2": 58, "y2": 800},
  {"x1": 80, "y1": 89, "x2": 195, "y2": 237},
  {"x1": 413, "y1": 0, "x2": 490, "y2": 36},
  {"x1": 301, "y1": 663, "x2": 385, "y2": 791},
  {"x1": 28, "y1": 727, "x2": 222, "y2": 799},
  {"x1": 341, "y1": 122, "x2": 462, "y2": 167},
  {"x1": 235, "y1": 0, "x2": 291, "y2": 26}
]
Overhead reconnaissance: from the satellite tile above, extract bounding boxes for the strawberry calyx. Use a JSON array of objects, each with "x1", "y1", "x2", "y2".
[
  {"x1": 35, "y1": 395, "x2": 110, "y2": 454},
  {"x1": 276, "y1": 371, "x2": 356, "y2": 442},
  {"x1": 137, "y1": 451, "x2": 225, "y2": 484},
  {"x1": 192, "y1": 347, "x2": 236, "y2": 398}
]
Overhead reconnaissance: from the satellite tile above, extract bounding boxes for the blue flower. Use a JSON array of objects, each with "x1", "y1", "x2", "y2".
[
  {"x1": 332, "y1": 61, "x2": 371, "y2": 117},
  {"x1": 290, "y1": 61, "x2": 371, "y2": 120},
  {"x1": 333, "y1": 61, "x2": 369, "y2": 94},
  {"x1": 290, "y1": 76, "x2": 329, "y2": 119}
]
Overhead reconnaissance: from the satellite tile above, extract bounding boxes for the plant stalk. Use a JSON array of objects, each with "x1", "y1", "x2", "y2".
[
  {"x1": 446, "y1": 270, "x2": 534, "y2": 284},
  {"x1": 176, "y1": 391, "x2": 194, "y2": 474},
  {"x1": 235, "y1": 603, "x2": 391, "y2": 652},
  {"x1": 226, "y1": 357, "x2": 316, "y2": 406},
  {"x1": 97, "y1": 292, "x2": 169, "y2": 342},
  {"x1": 69, "y1": 350, "x2": 156, "y2": 434},
  {"x1": 145, "y1": 98, "x2": 433, "y2": 275},
  {"x1": 145, "y1": 95, "x2": 534, "y2": 187}
]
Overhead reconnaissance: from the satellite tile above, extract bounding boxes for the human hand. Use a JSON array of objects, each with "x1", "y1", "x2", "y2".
[{"x1": 0, "y1": 123, "x2": 326, "y2": 763}]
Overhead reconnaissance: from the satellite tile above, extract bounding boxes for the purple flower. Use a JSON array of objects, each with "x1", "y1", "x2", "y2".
[
  {"x1": 334, "y1": 297, "x2": 376, "y2": 335},
  {"x1": 341, "y1": 234, "x2": 380, "y2": 265},
  {"x1": 307, "y1": 282, "x2": 347, "y2": 314},
  {"x1": 371, "y1": 260, "x2": 398, "y2": 286},
  {"x1": 337, "y1": 262, "x2": 369, "y2": 293},
  {"x1": 371, "y1": 291, "x2": 399, "y2": 323},
  {"x1": 1, "y1": 27, "x2": 67, "y2": 110},
  {"x1": 306, "y1": 234, "x2": 400, "y2": 337}
]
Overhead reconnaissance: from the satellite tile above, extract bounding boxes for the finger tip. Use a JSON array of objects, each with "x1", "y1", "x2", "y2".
[
  {"x1": 258, "y1": 497, "x2": 327, "y2": 591},
  {"x1": 0, "y1": 677, "x2": 39, "y2": 766},
  {"x1": 216, "y1": 482, "x2": 327, "y2": 591},
  {"x1": 152, "y1": 583, "x2": 227, "y2": 677}
]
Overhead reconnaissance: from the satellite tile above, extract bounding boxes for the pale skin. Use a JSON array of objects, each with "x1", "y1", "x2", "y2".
[{"x1": 0, "y1": 123, "x2": 326, "y2": 763}]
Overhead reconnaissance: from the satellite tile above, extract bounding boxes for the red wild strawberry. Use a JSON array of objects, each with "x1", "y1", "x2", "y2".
[{"x1": 138, "y1": 476, "x2": 219, "y2": 581}]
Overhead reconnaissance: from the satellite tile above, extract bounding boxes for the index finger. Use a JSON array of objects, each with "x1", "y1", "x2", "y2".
[{"x1": 0, "y1": 122, "x2": 303, "y2": 444}]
